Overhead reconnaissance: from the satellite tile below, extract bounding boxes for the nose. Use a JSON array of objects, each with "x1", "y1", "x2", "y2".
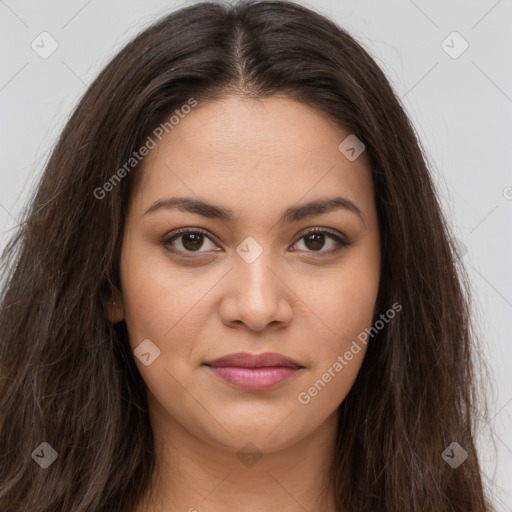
[{"x1": 219, "y1": 249, "x2": 293, "y2": 333}]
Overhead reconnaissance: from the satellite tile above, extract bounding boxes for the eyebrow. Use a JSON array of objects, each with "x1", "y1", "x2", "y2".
[{"x1": 143, "y1": 196, "x2": 366, "y2": 226}]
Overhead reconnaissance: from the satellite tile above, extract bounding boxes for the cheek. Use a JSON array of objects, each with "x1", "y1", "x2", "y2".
[
  {"x1": 296, "y1": 276, "x2": 376, "y2": 412},
  {"x1": 306, "y1": 286, "x2": 373, "y2": 397},
  {"x1": 119, "y1": 237, "x2": 206, "y2": 344},
  {"x1": 312, "y1": 257, "x2": 379, "y2": 350},
  {"x1": 120, "y1": 265, "x2": 171, "y2": 347},
  {"x1": 119, "y1": 251, "x2": 210, "y2": 396},
  {"x1": 300, "y1": 252, "x2": 379, "y2": 409}
]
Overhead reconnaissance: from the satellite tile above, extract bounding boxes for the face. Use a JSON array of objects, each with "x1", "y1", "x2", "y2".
[{"x1": 108, "y1": 94, "x2": 380, "y2": 454}]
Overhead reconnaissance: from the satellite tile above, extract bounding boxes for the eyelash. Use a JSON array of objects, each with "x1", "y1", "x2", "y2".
[{"x1": 161, "y1": 227, "x2": 351, "y2": 258}]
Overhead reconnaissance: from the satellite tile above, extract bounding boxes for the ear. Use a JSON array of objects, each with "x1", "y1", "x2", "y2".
[{"x1": 106, "y1": 287, "x2": 125, "y2": 324}]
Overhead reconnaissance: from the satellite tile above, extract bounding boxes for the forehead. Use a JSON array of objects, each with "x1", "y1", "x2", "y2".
[{"x1": 131, "y1": 94, "x2": 373, "y2": 219}]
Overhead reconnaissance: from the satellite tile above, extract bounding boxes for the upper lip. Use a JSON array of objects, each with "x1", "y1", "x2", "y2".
[{"x1": 204, "y1": 352, "x2": 303, "y2": 368}]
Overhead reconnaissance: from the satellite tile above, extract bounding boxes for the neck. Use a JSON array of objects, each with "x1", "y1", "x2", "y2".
[{"x1": 134, "y1": 394, "x2": 339, "y2": 512}]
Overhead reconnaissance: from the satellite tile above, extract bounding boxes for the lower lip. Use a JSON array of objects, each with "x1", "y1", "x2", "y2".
[{"x1": 205, "y1": 365, "x2": 301, "y2": 391}]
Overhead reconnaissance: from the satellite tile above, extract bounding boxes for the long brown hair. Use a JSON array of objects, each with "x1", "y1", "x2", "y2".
[{"x1": 0, "y1": 1, "x2": 493, "y2": 510}]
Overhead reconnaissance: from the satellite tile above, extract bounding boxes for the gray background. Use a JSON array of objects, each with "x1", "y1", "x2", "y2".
[{"x1": 1, "y1": 0, "x2": 511, "y2": 508}]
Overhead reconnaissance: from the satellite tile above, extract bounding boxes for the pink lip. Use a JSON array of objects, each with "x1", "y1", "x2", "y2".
[
  {"x1": 203, "y1": 352, "x2": 303, "y2": 391},
  {"x1": 206, "y1": 366, "x2": 301, "y2": 391}
]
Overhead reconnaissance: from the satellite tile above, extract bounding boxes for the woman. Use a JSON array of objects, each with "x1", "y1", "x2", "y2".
[{"x1": 0, "y1": 0, "x2": 492, "y2": 510}]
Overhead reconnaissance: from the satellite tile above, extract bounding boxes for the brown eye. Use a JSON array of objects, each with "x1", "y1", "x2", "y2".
[
  {"x1": 303, "y1": 232, "x2": 326, "y2": 251},
  {"x1": 291, "y1": 229, "x2": 350, "y2": 255},
  {"x1": 162, "y1": 228, "x2": 219, "y2": 255},
  {"x1": 181, "y1": 232, "x2": 205, "y2": 251}
]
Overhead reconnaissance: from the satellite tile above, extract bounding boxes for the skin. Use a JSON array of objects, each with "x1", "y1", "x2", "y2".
[{"x1": 107, "y1": 94, "x2": 381, "y2": 512}]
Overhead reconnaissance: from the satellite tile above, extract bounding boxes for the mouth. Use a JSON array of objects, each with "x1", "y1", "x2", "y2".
[{"x1": 203, "y1": 352, "x2": 304, "y2": 391}]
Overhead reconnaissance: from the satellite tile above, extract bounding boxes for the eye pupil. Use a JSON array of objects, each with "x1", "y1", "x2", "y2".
[
  {"x1": 182, "y1": 233, "x2": 204, "y2": 251},
  {"x1": 305, "y1": 232, "x2": 325, "y2": 251}
]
